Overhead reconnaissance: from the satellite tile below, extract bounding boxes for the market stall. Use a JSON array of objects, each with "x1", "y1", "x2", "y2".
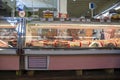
[{"x1": 24, "y1": 21, "x2": 120, "y2": 70}]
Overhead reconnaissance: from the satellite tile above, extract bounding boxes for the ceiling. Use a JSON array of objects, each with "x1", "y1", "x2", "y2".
[
  {"x1": 1, "y1": 0, "x2": 56, "y2": 9},
  {"x1": 0, "y1": 0, "x2": 120, "y2": 17},
  {"x1": 20, "y1": 0, "x2": 57, "y2": 8},
  {"x1": 67, "y1": 0, "x2": 120, "y2": 18}
]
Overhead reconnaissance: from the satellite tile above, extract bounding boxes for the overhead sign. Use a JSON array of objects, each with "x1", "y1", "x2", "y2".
[
  {"x1": 59, "y1": 13, "x2": 68, "y2": 18},
  {"x1": 16, "y1": 0, "x2": 25, "y2": 11},
  {"x1": 89, "y1": 2, "x2": 95, "y2": 9},
  {"x1": 19, "y1": 11, "x2": 25, "y2": 17},
  {"x1": 43, "y1": 10, "x2": 53, "y2": 18}
]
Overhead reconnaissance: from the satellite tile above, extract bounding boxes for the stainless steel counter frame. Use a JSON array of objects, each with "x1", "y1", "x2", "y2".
[
  {"x1": 0, "y1": 48, "x2": 17, "y2": 55},
  {"x1": 24, "y1": 49, "x2": 120, "y2": 70},
  {"x1": 24, "y1": 49, "x2": 120, "y2": 55}
]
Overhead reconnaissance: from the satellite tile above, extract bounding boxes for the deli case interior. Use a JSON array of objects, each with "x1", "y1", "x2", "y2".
[
  {"x1": 0, "y1": 18, "x2": 19, "y2": 70},
  {"x1": 25, "y1": 22, "x2": 120, "y2": 48},
  {"x1": 24, "y1": 21, "x2": 120, "y2": 70}
]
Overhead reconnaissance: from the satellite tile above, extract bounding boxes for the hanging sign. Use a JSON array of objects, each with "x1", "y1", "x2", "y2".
[
  {"x1": 89, "y1": 2, "x2": 95, "y2": 9},
  {"x1": 19, "y1": 11, "x2": 25, "y2": 17},
  {"x1": 16, "y1": 0, "x2": 24, "y2": 11},
  {"x1": 43, "y1": 10, "x2": 53, "y2": 18}
]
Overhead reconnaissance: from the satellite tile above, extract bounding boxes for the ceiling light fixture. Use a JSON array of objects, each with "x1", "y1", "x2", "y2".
[
  {"x1": 115, "y1": 6, "x2": 120, "y2": 10},
  {"x1": 73, "y1": 0, "x2": 76, "y2": 2}
]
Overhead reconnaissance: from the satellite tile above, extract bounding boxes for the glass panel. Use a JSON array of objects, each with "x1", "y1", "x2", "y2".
[
  {"x1": 25, "y1": 22, "x2": 120, "y2": 49},
  {"x1": 0, "y1": 18, "x2": 18, "y2": 48}
]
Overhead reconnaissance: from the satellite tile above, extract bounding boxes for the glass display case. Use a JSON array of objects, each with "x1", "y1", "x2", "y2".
[
  {"x1": 0, "y1": 18, "x2": 18, "y2": 48},
  {"x1": 0, "y1": 18, "x2": 20, "y2": 70},
  {"x1": 24, "y1": 21, "x2": 120, "y2": 70},
  {"x1": 25, "y1": 22, "x2": 120, "y2": 49}
]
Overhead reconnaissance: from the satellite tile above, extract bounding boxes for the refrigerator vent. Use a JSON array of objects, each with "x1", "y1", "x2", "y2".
[{"x1": 28, "y1": 56, "x2": 47, "y2": 70}]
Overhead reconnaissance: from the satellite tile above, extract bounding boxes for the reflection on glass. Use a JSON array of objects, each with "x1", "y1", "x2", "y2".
[
  {"x1": 25, "y1": 23, "x2": 120, "y2": 49},
  {"x1": 0, "y1": 19, "x2": 17, "y2": 48}
]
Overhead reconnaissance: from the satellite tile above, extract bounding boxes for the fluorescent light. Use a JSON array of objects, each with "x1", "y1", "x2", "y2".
[
  {"x1": 115, "y1": 6, "x2": 120, "y2": 10},
  {"x1": 73, "y1": 0, "x2": 76, "y2": 1},
  {"x1": 103, "y1": 12, "x2": 109, "y2": 17}
]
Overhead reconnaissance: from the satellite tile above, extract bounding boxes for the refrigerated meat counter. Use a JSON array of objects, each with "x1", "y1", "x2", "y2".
[
  {"x1": 1, "y1": 17, "x2": 120, "y2": 71},
  {"x1": 23, "y1": 21, "x2": 120, "y2": 70},
  {"x1": 0, "y1": 18, "x2": 19, "y2": 70}
]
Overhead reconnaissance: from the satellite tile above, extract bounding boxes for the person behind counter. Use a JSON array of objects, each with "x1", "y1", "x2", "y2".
[{"x1": 100, "y1": 29, "x2": 105, "y2": 40}]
